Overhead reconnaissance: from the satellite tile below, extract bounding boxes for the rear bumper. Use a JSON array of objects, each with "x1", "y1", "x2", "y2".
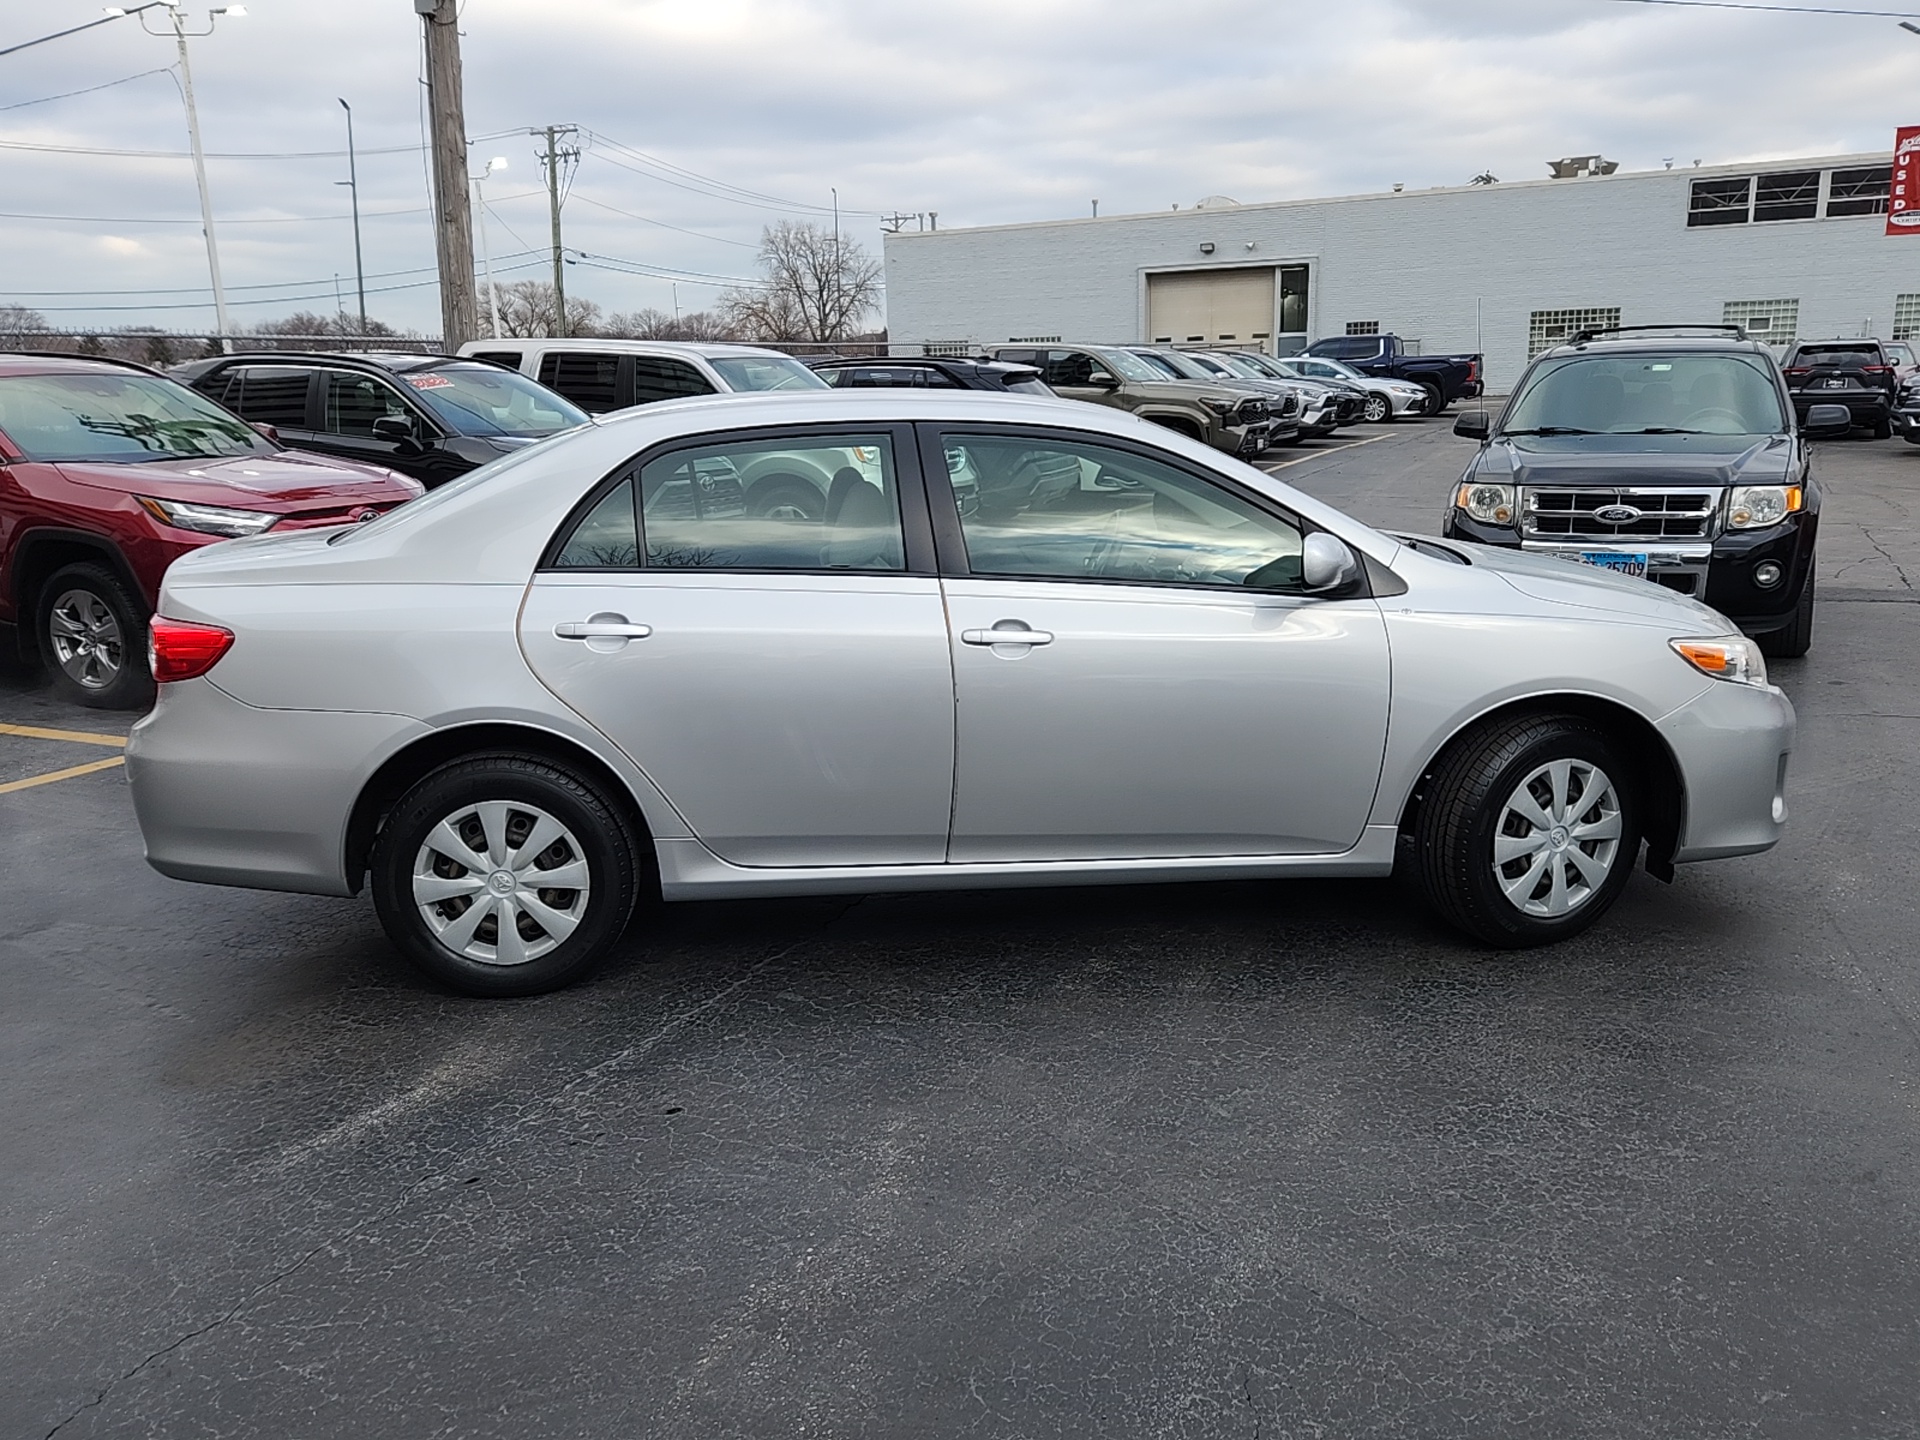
[
  {"x1": 1791, "y1": 392, "x2": 1889, "y2": 425},
  {"x1": 1658, "y1": 679, "x2": 1795, "y2": 863}
]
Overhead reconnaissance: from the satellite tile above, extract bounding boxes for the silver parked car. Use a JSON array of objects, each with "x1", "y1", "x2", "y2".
[{"x1": 127, "y1": 391, "x2": 1794, "y2": 996}]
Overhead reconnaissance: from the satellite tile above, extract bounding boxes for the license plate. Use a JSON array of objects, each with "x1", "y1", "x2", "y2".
[
  {"x1": 1819, "y1": 377, "x2": 1849, "y2": 388},
  {"x1": 1579, "y1": 551, "x2": 1648, "y2": 577}
]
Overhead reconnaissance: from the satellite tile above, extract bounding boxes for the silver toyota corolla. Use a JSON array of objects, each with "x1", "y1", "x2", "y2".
[{"x1": 126, "y1": 391, "x2": 1794, "y2": 996}]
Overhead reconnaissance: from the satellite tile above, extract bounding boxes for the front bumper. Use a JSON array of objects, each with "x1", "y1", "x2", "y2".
[
  {"x1": 1658, "y1": 678, "x2": 1795, "y2": 863},
  {"x1": 1894, "y1": 404, "x2": 1920, "y2": 444},
  {"x1": 1389, "y1": 390, "x2": 1427, "y2": 417}
]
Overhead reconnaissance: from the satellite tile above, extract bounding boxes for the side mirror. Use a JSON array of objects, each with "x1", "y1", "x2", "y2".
[
  {"x1": 250, "y1": 421, "x2": 281, "y2": 447},
  {"x1": 1802, "y1": 403, "x2": 1853, "y2": 439},
  {"x1": 1453, "y1": 411, "x2": 1491, "y2": 440},
  {"x1": 371, "y1": 414, "x2": 419, "y2": 444},
  {"x1": 1086, "y1": 370, "x2": 1119, "y2": 388},
  {"x1": 1302, "y1": 532, "x2": 1360, "y2": 593}
]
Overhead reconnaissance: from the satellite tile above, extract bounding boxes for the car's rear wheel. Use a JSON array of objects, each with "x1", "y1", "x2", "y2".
[
  {"x1": 1361, "y1": 393, "x2": 1391, "y2": 424},
  {"x1": 1760, "y1": 570, "x2": 1815, "y2": 659},
  {"x1": 371, "y1": 755, "x2": 641, "y2": 997},
  {"x1": 1873, "y1": 416, "x2": 1894, "y2": 440},
  {"x1": 1421, "y1": 383, "x2": 1445, "y2": 417},
  {"x1": 37, "y1": 562, "x2": 154, "y2": 711},
  {"x1": 1417, "y1": 715, "x2": 1641, "y2": 948}
]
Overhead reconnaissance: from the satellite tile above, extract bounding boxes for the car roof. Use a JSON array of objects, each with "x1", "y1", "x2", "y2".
[
  {"x1": 459, "y1": 338, "x2": 799, "y2": 360},
  {"x1": 1537, "y1": 336, "x2": 1777, "y2": 361},
  {"x1": 809, "y1": 355, "x2": 1036, "y2": 372},
  {"x1": 179, "y1": 350, "x2": 472, "y2": 376},
  {"x1": 0, "y1": 351, "x2": 167, "y2": 379}
]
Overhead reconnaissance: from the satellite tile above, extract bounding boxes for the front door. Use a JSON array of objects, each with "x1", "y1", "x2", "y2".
[
  {"x1": 518, "y1": 426, "x2": 955, "y2": 868},
  {"x1": 928, "y1": 427, "x2": 1391, "y2": 863}
]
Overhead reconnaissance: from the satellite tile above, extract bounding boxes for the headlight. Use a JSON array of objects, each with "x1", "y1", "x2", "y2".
[
  {"x1": 1726, "y1": 485, "x2": 1803, "y2": 529},
  {"x1": 1199, "y1": 396, "x2": 1241, "y2": 418},
  {"x1": 1671, "y1": 636, "x2": 1768, "y2": 687},
  {"x1": 1453, "y1": 481, "x2": 1515, "y2": 525},
  {"x1": 137, "y1": 496, "x2": 279, "y2": 537}
]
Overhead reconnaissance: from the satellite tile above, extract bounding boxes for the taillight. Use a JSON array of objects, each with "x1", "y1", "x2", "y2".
[
  {"x1": 148, "y1": 617, "x2": 234, "y2": 682},
  {"x1": 1862, "y1": 365, "x2": 1893, "y2": 375},
  {"x1": 1784, "y1": 367, "x2": 1810, "y2": 378},
  {"x1": 1467, "y1": 359, "x2": 1479, "y2": 382}
]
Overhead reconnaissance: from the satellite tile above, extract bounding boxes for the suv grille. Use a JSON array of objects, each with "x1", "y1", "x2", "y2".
[{"x1": 1521, "y1": 488, "x2": 1719, "y2": 540}]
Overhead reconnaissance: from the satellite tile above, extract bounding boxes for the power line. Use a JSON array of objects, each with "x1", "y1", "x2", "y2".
[
  {"x1": 1596, "y1": 0, "x2": 1920, "y2": 15},
  {"x1": 569, "y1": 192, "x2": 758, "y2": 249},
  {"x1": 567, "y1": 250, "x2": 764, "y2": 288},
  {"x1": 20, "y1": 258, "x2": 550, "y2": 314},
  {"x1": 0, "y1": 189, "x2": 545, "y2": 228},
  {"x1": 0, "y1": 67, "x2": 174, "y2": 113},
  {"x1": 6, "y1": 250, "x2": 540, "y2": 298},
  {"x1": 583, "y1": 130, "x2": 882, "y2": 218}
]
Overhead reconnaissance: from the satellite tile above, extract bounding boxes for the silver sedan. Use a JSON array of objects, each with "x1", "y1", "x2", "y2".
[{"x1": 126, "y1": 391, "x2": 1793, "y2": 996}]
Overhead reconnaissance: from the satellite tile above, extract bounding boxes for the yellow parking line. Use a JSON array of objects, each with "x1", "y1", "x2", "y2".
[
  {"x1": 0, "y1": 756, "x2": 126, "y2": 794},
  {"x1": 0, "y1": 722, "x2": 127, "y2": 748}
]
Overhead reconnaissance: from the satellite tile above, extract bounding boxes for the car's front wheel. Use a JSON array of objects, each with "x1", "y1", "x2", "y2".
[
  {"x1": 1417, "y1": 715, "x2": 1641, "y2": 948},
  {"x1": 37, "y1": 562, "x2": 154, "y2": 710},
  {"x1": 371, "y1": 755, "x2": 642, "y2": 996},
  {"x1": 1361, "y1": 393, "x2": 1391, "y2": 424}
]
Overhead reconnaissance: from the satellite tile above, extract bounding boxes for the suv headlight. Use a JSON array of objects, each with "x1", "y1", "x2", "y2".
[
  {"x1": 1671, "y1": 636, "x2": 1768, "y2": 688},
  {"x1": 1726, "y1": 484, "x2": 1803, "y2": 529},
  {"x1": 1453, "y1": 481, "x2": 1515, "y2": 525},
  {"x1": 1200, "y1": 396, "x2": 1247, "y2": 421},
  {"x1": 137, "y1": 496, "x2": 279, "y2": 537}
]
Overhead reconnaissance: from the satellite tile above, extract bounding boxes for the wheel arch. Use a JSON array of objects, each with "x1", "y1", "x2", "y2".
[
  {"x1": 343, "y1": 721, "x2": 660, "y2": 898},
  {"x1": 1138, "y1": 409, "x2": 1206, "y2": 440},
  {"x1": 1395, "y1": 693, "x2": 1685, "y2": 881},
  {"x1": 8, "y1": 528, "x2": 150, "y2": 657}
]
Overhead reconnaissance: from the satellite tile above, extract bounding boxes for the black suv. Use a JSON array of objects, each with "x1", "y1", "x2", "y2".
[
  {"x1": 808, "y1": 355, "x2": 1051, "y2": 393},
  {"x1": 174, "y1": 352, "x2": 588, "y2": 488},
  {"x1": 1444, "y1": 325, "x2": 1850, "y2": 657},
  {"x1": 1781, "y1": 339, "x2": 1896, "y2": 438}
]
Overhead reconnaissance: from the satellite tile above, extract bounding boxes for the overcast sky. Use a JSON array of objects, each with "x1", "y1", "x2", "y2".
[{"x1": 3, "y1": 0, "x2": 1918, "y2": 336}]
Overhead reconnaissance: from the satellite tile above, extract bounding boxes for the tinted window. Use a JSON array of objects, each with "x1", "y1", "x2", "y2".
[
  {"x1": 324, "y1": 371, "x2": 410, "y2": 438},
  {"x1": 1314, "y1": 338, "x2": 1374, "y2": 360},
  {"x1": 1040, "y1": 350, "x2": 1097, "y2": 387},
  {"x1": 401, "y1": 365, "x2": 586, "y2": 437},
  {"x1": 538, "y1": 352, "x2": 624, "y2": 412},
  {"x1": 1505, "y1": 354, "x2": 1786, "y2": 435},
  {"x1": 224, "y1": 366, "x2": 312, "y2": 428},
  {"x1": 631, "y1": 356, "x2": 714, "y2": 404},
  {"x1": 1792, "y1": 345, "x2": 1880, "y2": 366},
  {"x1": 0, "y1": 372, "x2": 272, "y2": 463},
  {"x1": 467, "y1": 350, "x2": 523, "y2": 370},
  {"x1": 553, "y1": 477, "x2": 639, "y2": 568},
  {"x1": 637, "y1": 435, "x2": 903, "y2": 571},
  {"x1": 939, "y1": 432, "x2": 1303, "y2": 590}
]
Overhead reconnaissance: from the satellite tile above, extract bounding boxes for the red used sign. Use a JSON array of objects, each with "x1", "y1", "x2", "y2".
[{"x1": 1889, "y1": 126, "x2": 1920, "y2": 234}]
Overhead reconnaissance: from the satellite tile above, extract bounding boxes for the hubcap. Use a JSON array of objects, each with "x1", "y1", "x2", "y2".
[
  {"x1": 1365, "y1": 397, "x2": 1388, "y2": 421},
  {"x1": 411, "y1": 800, "x2": 591, "y2": 966},
  {"x1": 1491, "y1": 759, "x2": 1622, "y2": 918},
  {"x1": 47, "y1": 588, "x2": 124, "y2": 690}
]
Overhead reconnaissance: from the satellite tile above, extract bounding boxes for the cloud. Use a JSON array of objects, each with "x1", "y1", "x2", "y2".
[{"x1": 2, "y1": 0, "x2": 1917, "y2": 335}]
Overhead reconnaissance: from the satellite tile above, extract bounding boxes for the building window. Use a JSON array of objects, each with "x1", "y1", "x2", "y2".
[
  {"x1": 1894, "y1": 294, "x2": 1920, "y2": 341},
  {"x1": 1345, "y1": 320, "x2": 1380, "y2": 336},
  {"x1": 1528, "y1": 307, "x2": 1621, "y2": 358},
  {"x1": 1754, "y1": 170, "x2": 1820, "y2": 223},
  {"x1": 1828, "y1": 166, "x2": 1890, "y2": 217},
  {"x1": 1723, "y1": 299, "x2": 1799, "y2": 348},
  {"x1": 1689, "y1": 176, "x2": 1753, "y2": 226},
  {"x1": 922, "y1": 341, "x2": 973, "y2": 357},
  {"x1": 1007, "y1": 334, "x2": 1061, "y2": 344}
]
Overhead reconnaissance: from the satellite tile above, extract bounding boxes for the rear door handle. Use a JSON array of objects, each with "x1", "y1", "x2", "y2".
[
  {"x1": 961, "y1": 625, "x2": 1053, "y2": 647},
  {"x1": 555, "y1": 619, "x2": 653, "y2": 640}
]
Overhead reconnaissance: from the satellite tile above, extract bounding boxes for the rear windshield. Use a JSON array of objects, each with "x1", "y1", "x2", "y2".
[
  {"x1": 402, "y1": 364, "x2": 587, "y2": 438},
  {"x1": 707, "y1": 355, "x2": 829, "y2": 392},
  {"x1": 0, "y1": 371, "x2": 271, "y2": 463},
  {"x1": 1505, "y1": 353, "x2": 1786, "y2": 436},
  {"x1": 1791, "y1": 346, "x2": 1880, "y2": 366}
]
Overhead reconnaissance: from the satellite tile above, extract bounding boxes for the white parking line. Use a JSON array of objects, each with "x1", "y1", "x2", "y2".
[{"x1": 1259, "y1": 431, "x2": 1396, "y2": 472}]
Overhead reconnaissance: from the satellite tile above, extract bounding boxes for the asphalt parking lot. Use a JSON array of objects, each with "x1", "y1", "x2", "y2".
[{"x1": 6, "y1": 419, "x2": 1918, "y2": 1439}]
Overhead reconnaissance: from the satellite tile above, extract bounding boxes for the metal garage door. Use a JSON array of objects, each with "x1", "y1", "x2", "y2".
[{"x1": 1148, "y1": 268, "x2": 1276, "y2": 352}]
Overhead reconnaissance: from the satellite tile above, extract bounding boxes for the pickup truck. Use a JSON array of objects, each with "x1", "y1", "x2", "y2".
[{"x1": 1302, "y1": 334, "x2": 1482, "y2": 414}]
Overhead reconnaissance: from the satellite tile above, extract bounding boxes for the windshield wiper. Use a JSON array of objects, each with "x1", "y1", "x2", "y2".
[
  {"x1": 1501, "y1": 426, "x2": 1598, "y2": 436},
  {"x1": 1626, "y1": 426, "x2": 1717, "y2": 435}
]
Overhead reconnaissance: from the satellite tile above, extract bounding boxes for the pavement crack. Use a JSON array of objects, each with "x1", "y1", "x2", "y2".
[{"x1": 1859, "y1": 527, "x2": 1914, "y2": 589}]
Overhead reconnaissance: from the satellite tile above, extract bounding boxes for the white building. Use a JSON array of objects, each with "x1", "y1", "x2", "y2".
[{"x1": 882, "y1": 153, "x2": 1914, "y2": 390}]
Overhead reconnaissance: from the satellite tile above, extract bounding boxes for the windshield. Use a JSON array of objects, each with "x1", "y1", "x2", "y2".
[
  {"x1": 402, "y1": 364, "x2": 587, "y2": 438},
  {"x1": 1127, "y1": 350, "x2": 1184, "y2": 379},
  {"x1": 0, "y1": 371, "x2": 271, "y2": 464},
  {"x1": 707, "y1": 355, "x2": 829, "y2": 392},
  {"x1": 1214, "y1": 354, "x2": 1270, "y2": 379},
  {"x1": 1095, "y1": 348, "x2": 1167, "y2": 383},
  {"x1": 1126, "y1": 349, "x2": 1211, "y2": 381},
  {"x1": 1503, "y1": 353, "x2": 1786, "y2": 436}
]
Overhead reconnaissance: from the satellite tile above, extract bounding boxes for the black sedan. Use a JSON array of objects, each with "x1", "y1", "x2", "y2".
[{"x1": 808, "y1": 355, "x2": 1050, "y2": 393}]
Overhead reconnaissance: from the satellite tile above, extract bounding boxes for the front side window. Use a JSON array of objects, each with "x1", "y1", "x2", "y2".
[
  {"x1": 706, "y1": 355, "x2": 829, "y2": 392},
  {"x1": 637, "y1": 434, "x2": 903, "y2": 571},
  {"x1": 941, "y1": 432, "x2": 1303, "y2": 590},
  {"x1": 631, "y1": 356, "x2": 715, "y2": 404},
  {"x1": 403, "y1": 364, "x2": 586, "y2": 437},
  {"x1": 1504, "y1": 353, "x2": 1786, "y2": 436},
  {"x1": 0, "y1": 372, "x2": 271, "y2": 463},
  {"x1": 325, "y1": 371, "x2": 411, "y2": 438},
  {"x1": 222, "y1": 366, "x2": 313, "y2": 428}
]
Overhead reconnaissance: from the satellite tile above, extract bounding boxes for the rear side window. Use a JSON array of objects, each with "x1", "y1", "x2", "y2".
[
  {"x1": 224, "y1": 366, "x2": 313, "y2": 428},
  {"x1": 553, "y1": 477, "x2": 638, "y2": 568},
  {"x1": 1039, "y1": 350, "x2": 1097, "y2": 387},
  {"x1": 467, "y1": 350, "x2": 523, "y2": 371},
  {"x1": 538, "y1": 352, "x2": 625, "y2": 412},
  {"x1": 631, "y1": 356, "x2": 714, "y2": 404}
]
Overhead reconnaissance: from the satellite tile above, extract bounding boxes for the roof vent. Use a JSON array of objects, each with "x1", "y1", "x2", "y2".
[
  {"x1": 1547, "y1": 155, "x2": 1619, "y2": 178},
  {"x1": 1194, "y1": 195, "x2": 1240, "y2": 209}
]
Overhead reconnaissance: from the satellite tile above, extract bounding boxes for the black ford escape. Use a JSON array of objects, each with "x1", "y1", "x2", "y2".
[{"x1": 1443, "y1": 325, "x2": 1849, "y2": 657}]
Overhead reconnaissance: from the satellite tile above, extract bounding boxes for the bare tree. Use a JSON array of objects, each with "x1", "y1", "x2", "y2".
[
  {"x1": 600, "y1": 307, "x2": 739, "y2": 342},
  {"x1": 0, "y1": 303, "x2": 48, "y2": 349},
  {"x1": 719, "y1": 221, "x2": 882, "y2": 343},
  {"x1": 248, "y1": 311, "x2": 405, "y2": 351},
  {"x1": 494, "y1": 280, "x2": 602, "y2": 338}
]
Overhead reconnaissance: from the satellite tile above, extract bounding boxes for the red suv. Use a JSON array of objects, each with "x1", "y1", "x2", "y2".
[{"x1": 0, "y1": 353, "x2": 422, "y2": 709}]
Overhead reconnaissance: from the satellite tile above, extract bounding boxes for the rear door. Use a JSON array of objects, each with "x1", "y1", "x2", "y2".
[
  {"x1": 518, "y1": 424, "x2": 955, "y2": 867},
  {"x1": 218, "y1": 364, "x2": 322, "y2": 450}
]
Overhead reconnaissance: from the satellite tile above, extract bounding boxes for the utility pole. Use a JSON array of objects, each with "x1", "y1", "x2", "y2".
[
  {"x1": 337, "y1": 98, "x2": 366, "y2": 331},
  {"x1": 472, "y1": 156, "x2": 507, "y2": 339},
  {"x1": 541, "y1": 125, "x2": 578, "y2": 337},
  {"x1": 416, "y1": 0, "x2": 476, "y2": 351}
]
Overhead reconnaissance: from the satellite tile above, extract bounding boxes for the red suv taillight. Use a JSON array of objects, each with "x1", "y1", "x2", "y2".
[
  {"x1": 1784, "y1": 367, "x2": 1811, "y2": 378},
  {"x1": 1862, "y1": 364, "x2": 1893, "y2": 375},
  {"x1": 148, "y1": 617, "x2": 234, "y2": 682}
]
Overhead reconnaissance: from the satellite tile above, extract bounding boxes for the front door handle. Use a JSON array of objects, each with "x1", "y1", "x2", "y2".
[
  {"x1": 961, "y1": 624, "x2": 1054, "y2": 647},
  {"x1": 555, "y1": 616, "x2": 652, "y2": 641}
]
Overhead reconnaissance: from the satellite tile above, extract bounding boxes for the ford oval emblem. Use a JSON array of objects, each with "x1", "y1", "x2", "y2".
[
  {"x1": 353, "y1": 508, "x2": 380, "y2": 524},
  {"x1": 1594, "y1": 503, "x2": 1641, "y2": 524}
]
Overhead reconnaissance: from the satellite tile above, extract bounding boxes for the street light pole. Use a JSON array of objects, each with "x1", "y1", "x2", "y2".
[
  {"x1": 472, "y1": 156, "x2": 507, "y2": 340},
  {"x1": 338, "y1": 99, "x2": 367, "y2": 332}
]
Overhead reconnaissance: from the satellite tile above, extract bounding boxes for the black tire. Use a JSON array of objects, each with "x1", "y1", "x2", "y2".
[
  {"x1": 1759, "y1": 570, "x2": 1815, "y2": 659},
  {"x1": 1873, "y1": 416, "x2": 1894, "y2": 440},
  {"x1": 1361, "y1": 393, "x2": 1391, "y2": 424},
  {"x1": 746, "y1": 475, "x2": 823, "y2": 521},
  {"x1": 36, "y1": 562, "x2": 154, "y2": 711},
  {"x1": 1416, "y1": 715, "x2": 1642, "y2": 948},
  {"x1": 1421, "y1": 383, "x2": 1446, "y2": 417},
  {"x1": 371, "y1": 755, "x2": 642, "y2": 997}
]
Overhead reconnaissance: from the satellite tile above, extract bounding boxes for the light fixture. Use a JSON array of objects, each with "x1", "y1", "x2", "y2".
[{"x1": 1199, "y1": 241, "x2": 1215, "y2": 254}]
